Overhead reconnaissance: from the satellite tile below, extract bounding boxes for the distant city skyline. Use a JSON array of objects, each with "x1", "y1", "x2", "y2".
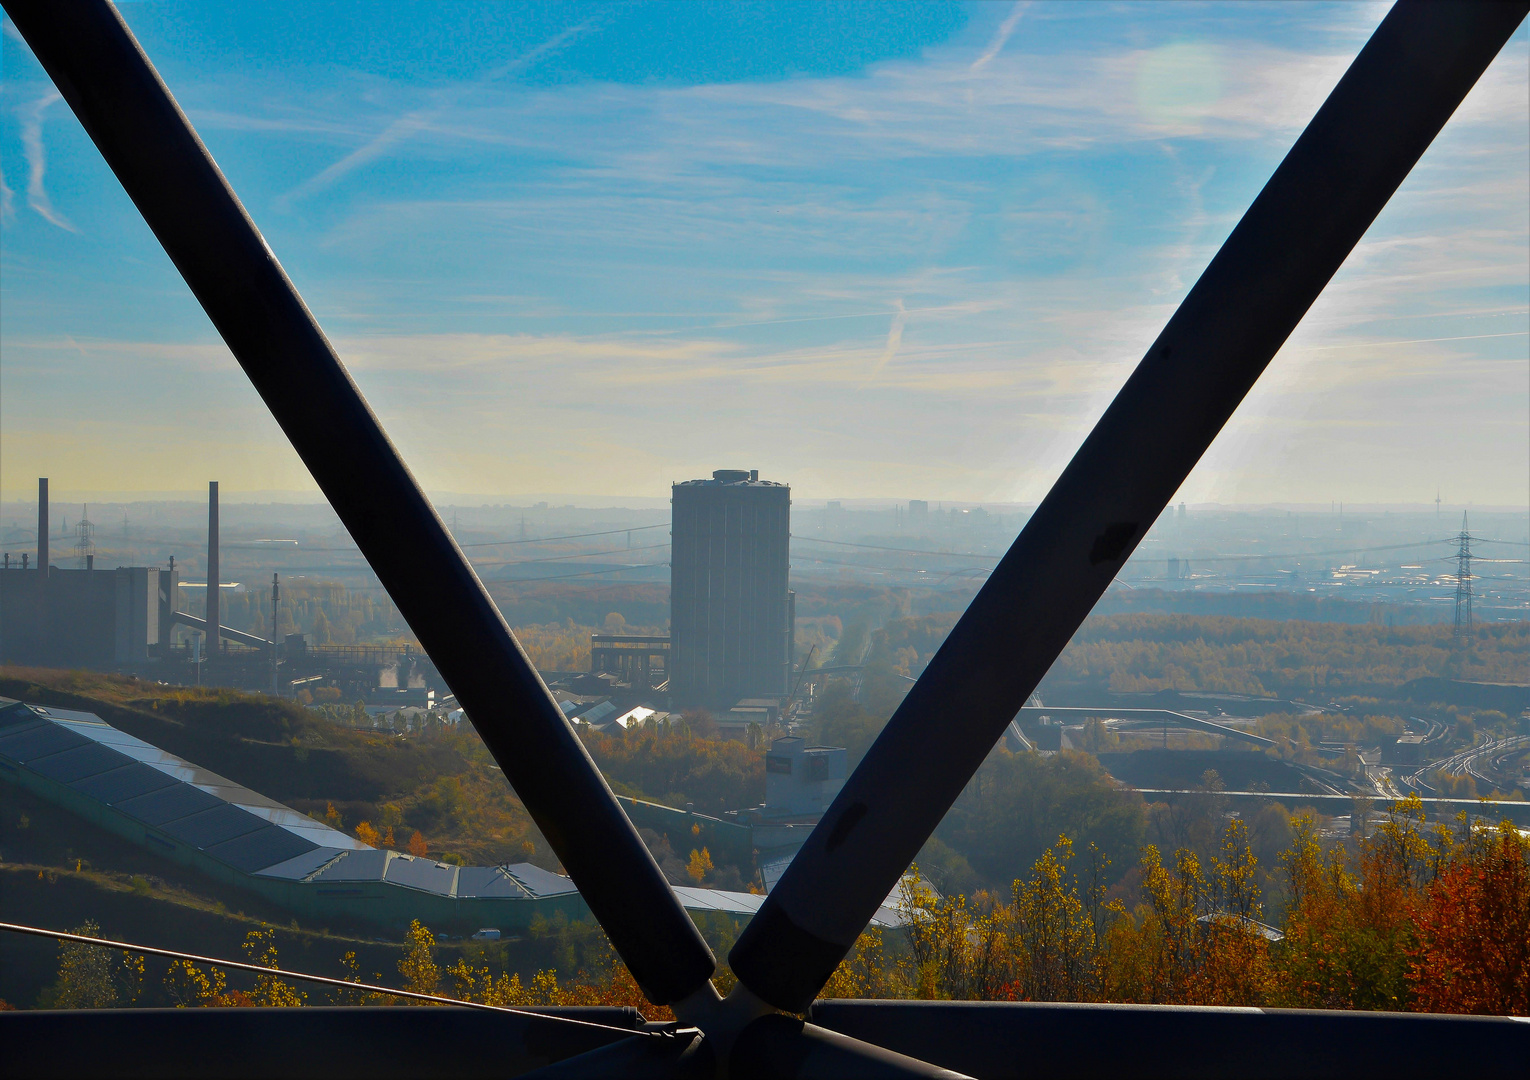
[{"x1": 3, "y1": 2, "x2": 1527, "y2": 506}]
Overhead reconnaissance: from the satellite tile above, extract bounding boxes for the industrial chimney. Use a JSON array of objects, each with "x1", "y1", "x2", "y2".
[
  {"x1": 37, "y1": 478, "x2": 48, "y2": 579},
  {"x1": 206, "y1": 481, "x2": 220, "y2": 654}
]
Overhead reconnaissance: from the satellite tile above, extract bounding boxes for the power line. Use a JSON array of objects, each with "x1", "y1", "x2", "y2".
[
  {"x1": 792, "y1": 536, "x2": 1003, "y2": 559},
  {"x1": 471, "y1": 542, "x2": 669, "y2": 570},
  {"x1": 298, "y1": 523, "x2": 667, "y2": 552},
  {"x1": 458, "y1": 524, "x2": 667, "y2": 549},
  {"x1": 790, "y1": 534, "x2": 1494, "y2": 564},
  {"x1": 489, "y1": 563, "x2": 669, "y2": 583}
]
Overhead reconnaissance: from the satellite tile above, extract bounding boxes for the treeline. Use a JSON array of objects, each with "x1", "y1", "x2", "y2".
[
  {"x1": 851, "y1": 612, "x2": 1529, "y2": 702},
  {"x1": 39, "y1": 799, "x2": 1527, "y2": 1016},
  {"x1": 580, "y1": 725, "x2": 765, "y2": 819},
  {"x1": 485, "y1": 581, "x2": 669, "y2": 629},
  {"x1": 828, "y1": 799, "x2": 1530, "y2": 1015},
  {"x1": 36, "y1": 918, "x2": 670, "y2": 1015},
  {"x1": 1053, "y1": 615, "x2": 1529, "y2": 697},
  {"x1": 212, "y1": 582, "x2": 407, "y2": 646},
  {"x1": 511, "y1": 613, "x2": 665, "y2": 673}
]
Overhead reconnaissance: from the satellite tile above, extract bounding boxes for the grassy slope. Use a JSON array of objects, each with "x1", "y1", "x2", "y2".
[{"x1": 0, "y1": 667, "x2": 548, "y2": 867}]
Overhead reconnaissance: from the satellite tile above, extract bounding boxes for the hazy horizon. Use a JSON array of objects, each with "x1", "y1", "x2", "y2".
[{"x1": 2, "y1": 489, "x2": 1528, "y2": 516}]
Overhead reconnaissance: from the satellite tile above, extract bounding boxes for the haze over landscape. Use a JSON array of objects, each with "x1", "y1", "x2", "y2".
[{"x1": 1, "y1": 0, "x2": 1528, "y2": 1052}]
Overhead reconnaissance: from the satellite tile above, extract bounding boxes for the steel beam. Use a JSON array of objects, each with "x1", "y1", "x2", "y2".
[
  {"x1": 1, "y1": 0, "x2": 714, "y2": 1005},
  {"x1": 730, "y1": 0, "x2": 1530, "y2": 1012},
  {"x1": 808, "y1": 1000, "x2": 1530, "y2": 1080}
]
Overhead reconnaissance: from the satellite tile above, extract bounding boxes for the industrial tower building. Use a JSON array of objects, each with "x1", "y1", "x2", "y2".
[{"x1": 670, "y1": 469, "x2": 794, "y2": 710}]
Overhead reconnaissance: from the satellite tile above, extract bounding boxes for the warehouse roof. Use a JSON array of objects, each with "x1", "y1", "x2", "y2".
[
  {"x1": 0, "y1": 698, "x2": 906, "y2": 926},
  {"x1": 0, "y1": 699, "x2": 366, "y2": 875}
]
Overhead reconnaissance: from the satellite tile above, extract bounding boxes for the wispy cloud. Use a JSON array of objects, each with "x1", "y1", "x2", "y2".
[
  {"x1": 20, "y1": 90, "x2": 76, "y2": 231},
  {"x1": 867, "y1": 299, "x2": 908, "y2": 380},
  {"x1": 0, "y1": 162, "x2": 15, "y2": 224},
  {"x1": 278, "y1": 19, "x2": 597, "y2": 209}
]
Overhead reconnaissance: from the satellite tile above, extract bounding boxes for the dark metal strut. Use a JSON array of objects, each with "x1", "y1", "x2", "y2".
[{"x1": 0, "y1": 0, "x2": 715, "y2": 1007}]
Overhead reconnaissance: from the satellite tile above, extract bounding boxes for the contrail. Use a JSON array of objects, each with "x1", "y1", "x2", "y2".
[
  {"x1": 21, "y1": 90, "x2": 76, "y2": 231},
  {"x1": 279, "y1": 19, "x2": 598, "y2": 209},
  {"x1": 0, "y1": 162, "x2": 14, "y2": 224},
  {"x1": 971, "y1": 2, "x2": 1027, "y2": 74},
  {"x1": 867, "y1": 299, "x2": 908, "y2": 380}
]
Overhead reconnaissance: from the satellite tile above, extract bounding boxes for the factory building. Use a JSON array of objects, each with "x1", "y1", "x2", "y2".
[
  {"x1": 1, "y1": 479, "x2": 178, "y2": 667},
  {"x1": 669, "y1": 469, "x2": 794, "y2": 710}
]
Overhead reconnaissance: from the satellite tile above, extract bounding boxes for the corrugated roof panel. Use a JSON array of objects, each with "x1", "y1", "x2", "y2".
[
  {"x1": 309, "y1": 849, "x2": 391, "y2": 882},
  {"x1": 385, "y1": 855, "x2": 458, "y2": 896},
  {"x1": 219, "y1": 806, "x2": 368, "y2": 850},
  {"x1": 195, "y1": 783, "x2": 290, "y2": 812},
  {"x1": 204, "y1": 824, "x2": 317, "y2": 873},
  {"x1": 456, "y1": 866, "x2": 533, "y2": 899},
  {"x1": 116, "y1": 782, "x2": 223, "y2": 826},
  {"x1": 504, "y1": 863, "x2": 579, "y2": 898},
  {"x1": 0, "y1": 722, "x2": 89, "y2": 764},
  {"x1": 159, "y1": 802, "x2": 268, "y2": 849},
  {"x1": 26, "y1": 742, "x2": 132, "y2": 784},
  {"x1": 0, "y1": 702, "x2": 43, "y2": 729},
  {"x1": 69, "y1": 761, "x2": 179, "y2": 805},
  {"x1": 0, "y1": 719, "x2": 50, "y2": 749},
  {"x1": 29, "y1": 706, "x2": 115, "y2": 725},
  {"x1": 671, "y1": 886, "x2": 766, "y2": 916},
  {"x1": 254, "y1": 846, "x2": 349, "y2": 881},
  {"x1": 58, "y1": 723, "x2": 174, "y2": 755},
  {"x1": 103, "y1": 741, "x2": 199, "y2": 779}
]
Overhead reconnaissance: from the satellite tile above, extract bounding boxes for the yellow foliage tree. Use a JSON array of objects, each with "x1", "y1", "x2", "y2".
[
  {"x1": 164, "y1": 959, "x2": 228, "y2": 1007},
  {"x1": 398, "y1": 920, "x2": 439, "y2": 1000},
  {"x1": 242, "y1": 929, "x2": 306, "y2": 1007}
]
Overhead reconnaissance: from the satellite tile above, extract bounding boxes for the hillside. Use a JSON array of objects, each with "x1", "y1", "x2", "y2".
[{"x1": 0, "y1": 667, "x2": 548, "y2": 869}]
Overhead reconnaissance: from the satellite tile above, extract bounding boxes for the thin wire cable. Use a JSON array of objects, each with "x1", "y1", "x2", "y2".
[
  {"x1": 0, "y1": 920, "x2": 650, "y2": 1032},
  {"x1": 792, "y1": 534, "x2": 1518, "y2": 564},
  {"x1": 792, "y1": 536, "x2": 1001, "y2": 559},
  {"x1": 489, "y1": 563, "x2": 670, "y2": 583},
  {"x1": 472, "y1": 543, "x2": 669, "y2": 570},
  {"x1": 300, "y1": 524, "x2": 667, "y2": 552}
]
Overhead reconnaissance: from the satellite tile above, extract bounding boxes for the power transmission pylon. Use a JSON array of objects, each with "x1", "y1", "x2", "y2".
[{"x1": 1452, "y1": 512, "x2": 1474, "y2": 640}]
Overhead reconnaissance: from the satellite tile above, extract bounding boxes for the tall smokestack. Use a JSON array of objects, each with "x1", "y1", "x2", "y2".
[
  {"x1": 37, "y1": 478, "x2": 49, "y2": 577},
  {"x1": 206, "y1": 481, "x2": 219, "y2": 654}
]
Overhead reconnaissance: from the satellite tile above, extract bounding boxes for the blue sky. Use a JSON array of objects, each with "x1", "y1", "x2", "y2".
[{"x1": 2, "y1": 2, "x2": 1526, "y2": 505}]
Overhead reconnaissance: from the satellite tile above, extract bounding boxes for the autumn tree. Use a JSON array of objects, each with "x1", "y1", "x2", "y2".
[
  {"x1": 1409, "y1": 819, "x2": 1530, "y2": 1014},
  {"x1": 242, "y1": 929, "x2": 306, "y2": 1007},
  {"x1": 398, "y1": 920, "x2": 439, "y2": 999},
  {"x1": 49, "y1": 921, "x2": 141, "y2": 1009},
  {"x1": 163, "y1": 959, "x2": 229, "y2": 1007}
]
